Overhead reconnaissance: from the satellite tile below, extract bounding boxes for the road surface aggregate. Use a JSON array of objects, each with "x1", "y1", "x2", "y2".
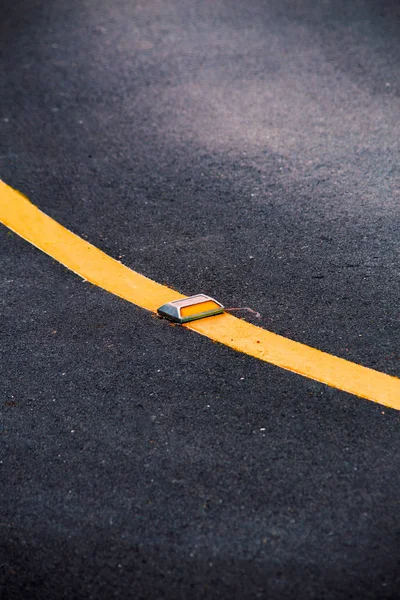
[{"x1": 1, "y1": 0, "x2": 399, "y2": 598}]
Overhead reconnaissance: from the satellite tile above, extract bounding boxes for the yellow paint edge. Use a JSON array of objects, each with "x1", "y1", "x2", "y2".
[{"x1": 1, "y1": 180, "x2": 399, "y2": 410}]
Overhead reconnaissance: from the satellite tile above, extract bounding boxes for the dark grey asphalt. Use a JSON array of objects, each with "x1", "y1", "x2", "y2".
[{"x1": 1, "y1": 1, "x2": 400, "y2": 598}]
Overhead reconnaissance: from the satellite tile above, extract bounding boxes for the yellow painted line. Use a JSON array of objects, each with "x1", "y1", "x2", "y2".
[
  {"x1": 1, "y1": 180, "x2": 399, "y2": 410},
  {"x1": 0, "y1": 181, "x2": 185, "y2": 311}
]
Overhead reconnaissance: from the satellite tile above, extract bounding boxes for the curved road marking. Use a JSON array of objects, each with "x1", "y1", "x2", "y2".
[{"x1": 1, "y1": 180, "x2": 399, "y2": 409}]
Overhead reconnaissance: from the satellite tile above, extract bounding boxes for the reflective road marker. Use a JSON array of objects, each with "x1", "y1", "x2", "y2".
[
  {"x1": 158, "y1": 295, "x2": 224, "y2": 323},
  {"x1": 1, "y1": 180, "x2": 399, "y2": 410}
]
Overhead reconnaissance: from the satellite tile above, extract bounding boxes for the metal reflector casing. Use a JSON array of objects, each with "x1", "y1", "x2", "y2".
[{"x1": 157, "y1": 294, "x2": 224, "y2": 323}]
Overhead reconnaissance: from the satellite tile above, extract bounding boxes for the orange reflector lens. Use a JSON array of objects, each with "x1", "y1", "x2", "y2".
[{"x1": 180, "y1": 300, "x2": 222, "y2": 318}]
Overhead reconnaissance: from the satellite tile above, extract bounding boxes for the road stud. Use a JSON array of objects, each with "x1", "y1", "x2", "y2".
[{"x1": 157, "y1": 294, "x2": 224, "y2": 324}]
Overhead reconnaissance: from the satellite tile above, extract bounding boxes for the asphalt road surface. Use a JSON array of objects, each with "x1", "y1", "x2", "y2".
[{"x1": 1, "y1": 0, "x2": 400, "y2": 598}]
